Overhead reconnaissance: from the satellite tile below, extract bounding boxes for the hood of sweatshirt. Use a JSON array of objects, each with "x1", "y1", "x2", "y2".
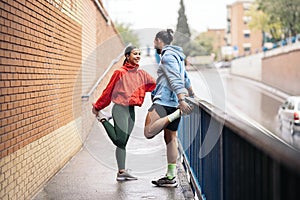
[{"x1": 161, "y1": 45, "x2": 186, "y2": 61}]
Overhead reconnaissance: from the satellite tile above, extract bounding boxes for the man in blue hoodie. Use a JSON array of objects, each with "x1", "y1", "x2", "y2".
[{"x1": 144, "y1": 29, "x2": 195, "y2": 187}]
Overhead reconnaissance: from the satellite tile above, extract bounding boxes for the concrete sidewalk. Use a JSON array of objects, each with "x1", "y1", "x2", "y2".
[{"x1": 32, "y1": 56, "x2": 194, "y2": 200}]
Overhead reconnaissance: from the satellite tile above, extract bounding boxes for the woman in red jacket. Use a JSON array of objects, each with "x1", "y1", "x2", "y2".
[{"x1": 92, "y1": 46, "x2": 156, "y2": 181}]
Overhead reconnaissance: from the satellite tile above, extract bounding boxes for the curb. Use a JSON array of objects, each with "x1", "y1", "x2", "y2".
[{"x1": 177, "y1": 156, "x2": 195, "y2": 200}]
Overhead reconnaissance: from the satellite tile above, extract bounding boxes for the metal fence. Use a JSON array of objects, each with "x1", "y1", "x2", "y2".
[{"x1": 178, "y1": 98, "x2": 300, "y2": 200}]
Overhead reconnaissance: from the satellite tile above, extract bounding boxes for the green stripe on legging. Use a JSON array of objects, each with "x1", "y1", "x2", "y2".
[{"x1": 101, "y1": 104, "x2": 135, "y2": 170}]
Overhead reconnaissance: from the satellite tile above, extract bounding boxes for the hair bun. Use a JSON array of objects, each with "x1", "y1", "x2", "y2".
[
  {"x1": 167, "y1": 29, "x2": 174, "y2": 36},
  {"x1": 155, "y1": 29, "x2": 174, "y2": 45}
]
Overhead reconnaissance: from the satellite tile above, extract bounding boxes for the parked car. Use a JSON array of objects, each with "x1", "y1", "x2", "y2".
[
  {"x1": 214, "y1": 61, "x2": 231, "y2": 68},
  {"x1": 278, "y1": 96, "x2": 300, "y2": 135}
]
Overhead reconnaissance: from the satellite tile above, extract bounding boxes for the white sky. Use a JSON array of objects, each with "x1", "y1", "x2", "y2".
[{"x1": 102, "y1": 0, "x2": 237, "y2": 33}]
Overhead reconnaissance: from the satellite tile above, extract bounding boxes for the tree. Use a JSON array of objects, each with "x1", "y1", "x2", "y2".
[
  {"x1": 246, "y1": 2, "x2": 282, "y2": 45},
  {"x1": 173, "y1": 0, "x2": 191, "y2": 55},
  {"x1": 173, "y1": 0, "x2": 212, "y2": 57},
  {"x1": 191, "y1": 33, "x2": 213, "y2": 56},
  {"x1": 114, "y1": 22, "x2": 140, "y2": 46},
  {"x1": 257, "y1": 0, "x2": 300, "y2": 37}
]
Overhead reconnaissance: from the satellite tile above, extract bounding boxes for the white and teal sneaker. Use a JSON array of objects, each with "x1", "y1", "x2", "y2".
[{"x1": 151, "y1": 176, "x2": 178, "y2": 187}]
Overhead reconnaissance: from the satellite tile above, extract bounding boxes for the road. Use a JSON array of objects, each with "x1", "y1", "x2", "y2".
[{"x1": 188, "y1": 68, "x2": 300, "y2": 151}]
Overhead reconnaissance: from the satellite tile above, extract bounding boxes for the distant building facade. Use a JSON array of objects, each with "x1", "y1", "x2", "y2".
[
  {"x1": 205, "y1": 29, "x2": 226, "y2": 61},
  {"x1": 225, "y1": 0, "x2": 262, "y2": 58}
]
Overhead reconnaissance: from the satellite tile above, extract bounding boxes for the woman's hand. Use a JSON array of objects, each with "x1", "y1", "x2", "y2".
[
  {"x1": 92, "y1": 105, "x2": 99, "y2": 116},
  {"x1": 178, "y1": 100, "x2": 193, "y2": 115}
]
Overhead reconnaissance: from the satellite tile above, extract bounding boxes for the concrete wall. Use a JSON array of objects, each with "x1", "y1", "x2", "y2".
[
  {"x1": 230, "y1": 42, "x2": 300, "y2": 96},
  {"x1": 230, "y1": 53, "x2": 263, "y2": 81},
  {"x1": 0, "y1": 0, "x2": 124, "y2": 199}
]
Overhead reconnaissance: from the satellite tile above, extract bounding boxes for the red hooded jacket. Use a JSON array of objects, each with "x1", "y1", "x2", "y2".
[{"x1": 93, "y1": 62, "x2": 156, "y2": 110}]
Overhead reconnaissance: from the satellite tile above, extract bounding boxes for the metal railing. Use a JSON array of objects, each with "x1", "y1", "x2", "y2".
[{"x1": 178, "y1": 97, "x2": 300, "y2": 200}]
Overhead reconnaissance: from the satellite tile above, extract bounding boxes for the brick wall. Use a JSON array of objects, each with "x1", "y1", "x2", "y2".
[
  {"x1": 0, "y1": 0, "x2": 124, "y2": 199},
  {"x1": 262, "y1": 49, "x2": 300, "y2": 95}
]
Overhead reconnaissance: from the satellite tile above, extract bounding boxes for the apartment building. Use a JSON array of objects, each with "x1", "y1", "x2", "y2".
[
  {"x1": 205, "y1": 29, "x2": 226, "y2": 60},
  {"x1": 226, "y1": 0, "x2": 262, "y2": 57}
]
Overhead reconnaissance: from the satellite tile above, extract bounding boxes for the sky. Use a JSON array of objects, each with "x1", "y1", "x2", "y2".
[{"x1": 102, "y1": 0, "x2": 237, "y2": 34}]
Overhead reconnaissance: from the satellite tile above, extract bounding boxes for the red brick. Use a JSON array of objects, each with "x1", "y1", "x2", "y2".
[{"x1": 0, "y1": 3, "x2": 122, "y2": 197}]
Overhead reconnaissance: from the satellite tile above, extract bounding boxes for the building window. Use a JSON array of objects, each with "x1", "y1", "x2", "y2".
[
  {"x1": 244, "y1": 47, "x2": 251, "y2": 52},
  {"x1": 243, "y1": 2, "x2": 252, "y2": 10},
  {"x1": 243, "y1": 30, "x2": 251, "y2": 38},
  {"x1": 243, "y1": 16, "x2": 251, "y2": 24},
  {"x1": 243, "y1": 43, "x2": 251, "y2": 52},
  {"x1": 244, "y1": 33, "x2": 250, "y2": 38},
  {"x1": 227, "y1": 22, "x2": 231, "y2": 34}
]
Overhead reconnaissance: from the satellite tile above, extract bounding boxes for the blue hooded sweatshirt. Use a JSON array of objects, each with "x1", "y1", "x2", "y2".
[{"x1": 152, "y1": 45, "x2": 192, "y2": 107}]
